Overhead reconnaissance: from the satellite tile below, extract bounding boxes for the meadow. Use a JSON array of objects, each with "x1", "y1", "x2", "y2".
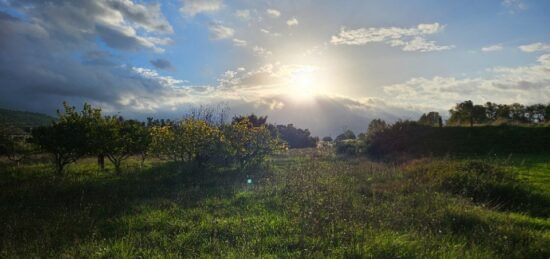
[{"x1": 1, "y1": 150, "x2": 550, "y2": 258}]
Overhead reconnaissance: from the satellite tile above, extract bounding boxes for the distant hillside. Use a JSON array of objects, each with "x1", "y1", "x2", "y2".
[{"x1": 0, "y1": 108, "x2": 54, "y2": 128}]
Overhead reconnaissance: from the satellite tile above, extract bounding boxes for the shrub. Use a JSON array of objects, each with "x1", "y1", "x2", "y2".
[
  {"x1": 334, "y1": 139, "x2": 359, "y2": 156},
  {"x1": 366, "y1": 122, "x2": 550, "y2": 158},
  {"x1": 405, "y1": 160, "x2": 550, "y2": 217}
]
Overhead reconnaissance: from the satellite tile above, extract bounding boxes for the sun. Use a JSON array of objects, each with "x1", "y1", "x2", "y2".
[{"x1": 288, "y1": 67, "x2": 318, "y2": 100}]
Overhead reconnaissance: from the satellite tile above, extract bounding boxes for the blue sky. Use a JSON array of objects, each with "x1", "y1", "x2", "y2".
[{"x1": 0, "y1": 0, "x2": 549, "y2": 136}]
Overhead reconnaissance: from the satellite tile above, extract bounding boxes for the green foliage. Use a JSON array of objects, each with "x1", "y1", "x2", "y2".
[
  {"x1": 233, "y1": 115, "x2": 318, "y2": 149},
  {"x1": 335, "y1": 129, "x2": 356, "y2": 142},
  {"x1": 365, "y1": 118, "x2": 388, "y2": 142},
  {"x1": 322, "y1": 136, "x2": 333, "y2": 142},
  {"x1": 30, "y1": 103, "x2": 90, "y2": 174},
  {"x1": 102, "y1": 118, "x2": 151, "y2": 174},
  {"x1": 0, "y1": 126, "x2": 35, "y2": 165},
  {"x1": 149, "y1": 116, "x2": 284, "y2": 169},
  {"x1": 449, "y1": 100, "x2": 549, "y2": 126},
  {"x1": 232, "y1": 114, "x2": 268, "y2": 127},
  {"x1": 30, "y1": 103, "x2": 152, "y2": 174},
  {"x1": 334, "y1": 139, "x2": 359, "y2": 155},
  {"x1": 272, "y1": 124, "x2": 318, "y2": 148},
  {"x1": 366, "y1": 121, "x2": 550, "y2": 158},
  {"x1": 150, "y1": 118, "x2": 222, "y2": 166},
  {"x1": 418, "y1": 112, "x2": 442, "y2": 127},
  {"x1": 224, "y1": 117, "x2": 286, "y2": 168}
]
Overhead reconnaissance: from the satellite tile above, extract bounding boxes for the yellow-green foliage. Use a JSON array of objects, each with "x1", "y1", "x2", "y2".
[
  {"x1": 223, "y1": 118, "x2": 287, "y2": 168},
  {"x1": 150, "y1": 117, "x2": 284, "y2": 167},
  {"x1": 150, "y1": 118, "x2": 222, "y2": 164}
]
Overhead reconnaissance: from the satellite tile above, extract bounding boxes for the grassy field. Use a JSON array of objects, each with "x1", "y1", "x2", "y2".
[{"x1": 1, "y1": 150, "x2": 550, "y2": 258}]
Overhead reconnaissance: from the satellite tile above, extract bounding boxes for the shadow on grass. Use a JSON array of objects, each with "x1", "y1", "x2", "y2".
[{"x1": 0, "y1": 161, "x2": 258, "y2": 256}]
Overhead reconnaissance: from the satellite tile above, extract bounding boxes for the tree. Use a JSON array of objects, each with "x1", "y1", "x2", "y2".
[
  {"x1": 150, "y1": 125, "x2": 179, "y2": 162},
  {"x1": 150, "y1": 118, "x2": 222, "y2": 167},
  {"x1": 0, "y1": 126, "x2": 34, "y2": 166},
  {"x1": 496, "y1": 104, "x2": 511, "y2": 121},
  {"x1": 31, "y1": 121, "x2": 87, "y2": 175},
  {"x1": 77, "y1": 104, "x2": 108, "y2": 170},
  {"x1": 472, "y1": 105, "x2": 487, "y2": 125},
  {"x1": 335, "y1": 130, "x2": 356, "y2": 142},
  {"x1": 449, "y1": 100, "x2": 487, "y2": 127},
  {"x1": 274, "y1": 124, "x2": 318, "y2": 148},
  {"x1": 545, "y1": 104, "x2": 550, "y2": 123},
  {"x1": 484, "y1": 102, "x2": 498, "y2": 122},
  {"x1": 100, "y1": 118, "x2": 150, "y2": 174},
  {"x1": 366, "y1": 119, "x2": 388, "y2": 141},
  {"x1": 322, "y1": 136, "x2": 333, "y2": 142},
  {"x1": 510, "y1": 103, "x2": 528, "y2": 123},
  {"x1": 224, "y1": 118, "x2": 286, "y2": 168},
  {"x1": 418, "y1": 112, "x2": 441, "y2": 127},
  {"x1": 232, "y1": 114, "x2": 268, "y2": 127},
  {"x1": 526, "y1": 104, "x2": 545, "y2": 123},
  {"x1": 449, "y1": 100, "x2": 474, "y2": 126}
]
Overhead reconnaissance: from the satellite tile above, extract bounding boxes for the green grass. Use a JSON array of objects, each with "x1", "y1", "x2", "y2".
[
  {"x1": 503, "y1": 155, "x2": 550, "y2": 193},
  {"x1": 1, "y1": 152, "x2": 550, "y2": 258}
]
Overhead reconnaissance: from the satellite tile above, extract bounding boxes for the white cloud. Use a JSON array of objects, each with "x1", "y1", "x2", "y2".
[
  {"x1": 180, "y1": 0, "x2": 223, "y2": 17},
  {"x1": 252, "y1": 46, "x2": 272, "y2": 57},
  {"x1": 208, "y1": 22, "x2": 234, "y2": 40},
  {"x1": 266, "y1": 9, "x2": 281, "y2": 18},
  {"x1": 104, "y1": 0, "x2": 173, "y2": 34},
  {"x1": 260, "y1": 28, "x2": 281, "y2": 37},
  {"x1": 330, "y1": 23, "x2": 453, "y2": 52},
  {"x1": 287, "y1": 18, "x2": 299, "y2": 27},
  {"x1": 391, "y1": 37, "x2": 454, "y2": 52},
  {"x1": 232, "y1": 38, "x2": 247, "y2": 47},
  {"x1": 132, "y1": 67, "x2": 187, "y2": 88},
  {"x1": 383, "y1": 54, "x2": 550, "y2": 110},
  {"x1": 519, "y1": 42, "x2": 550, "y2": 53},
  {"x1": 502, "y1": 0, "x2": 527, "y2": 12},
  {"x1": 481, "y1": 44, "x2": 503, "y2": 52},
  {"x1": 235, "y1": 9, "x2": 250, "y2": 20}
]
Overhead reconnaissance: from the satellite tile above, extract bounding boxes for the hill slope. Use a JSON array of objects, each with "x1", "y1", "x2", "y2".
[{"x1": 0, "y1": 108, "x2": 54, "y2": 128}]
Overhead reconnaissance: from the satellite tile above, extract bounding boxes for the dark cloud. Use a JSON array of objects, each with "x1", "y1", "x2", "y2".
[
  {"x1": 82, "y1": 51, "x2": 116, "y2": 66},
  {"x1": 150, "y1": 59, "x2": 174, "y2": 70},
  {"x1": 0, "y1": 0, "x2": 181, "y2": 114},
  {"x1": 95, "y1": 25, "x2": 144, "y2": 51},
  {"x1": 4, "y1": 0, "x2": 172, "y2": 52}
]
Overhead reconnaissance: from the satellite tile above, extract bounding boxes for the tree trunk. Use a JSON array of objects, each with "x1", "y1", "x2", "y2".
[
  {"x1": 55, "y1": 161, "x2": 64, "y2": 175},
  {"x1": 98, "y1": 154, "x2": 105, "y2": 171},
  {"x1": 140, "y1": 153, "x2": 146, "y2": 169},
  {"x1": 114, "y1": 160, "x2": 121, "y2": 175}
]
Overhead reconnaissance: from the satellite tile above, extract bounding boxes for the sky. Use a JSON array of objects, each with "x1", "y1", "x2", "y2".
[{"x1": 0, "y1": 0, "x2": 549, "y2": 136}]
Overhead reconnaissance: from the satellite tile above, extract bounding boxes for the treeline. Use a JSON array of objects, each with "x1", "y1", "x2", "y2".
[
  {"x1": 332, "y1": 100, "x2": 550, "y2": 157},
  {"x1": 0, "y1": 103, "x2": 317, "y2": 174},
  {"x1": 366, "y1": 122, "x2": 550, "y2": 158},
  {"x1": 449, "y1": 101, "x2": 550, "y2": 126}
]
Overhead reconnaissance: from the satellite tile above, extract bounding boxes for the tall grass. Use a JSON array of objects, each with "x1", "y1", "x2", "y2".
[{"x1": 1, "y1": 153, "x2": 550, "y2": 257}]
